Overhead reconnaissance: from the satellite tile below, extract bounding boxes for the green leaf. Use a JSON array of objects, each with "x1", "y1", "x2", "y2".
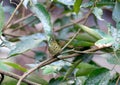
[
  {"x1": 94, "y1": 29, "x2": 109, "y2": 38},
  {"x1": 78, "y1": 24, "x2": 102, "y2": 40},
  {"x1": 73, "y1": 54, "x2": 93, "y2": 63},
  {"x1": 9, "y1": 33, "x2": 46, "y2": 56},
  {"x1": 56, "y1": 0, "x2": 74, "y2": 5},
  {"x1": 0, "y1": 4, "x2": 5, "y2": 32},
  {"x1": 4, "y1": 62, "x2": 27, "y2": 72},
  {"x1": 95, "y1": 37, "x2": 114, "y2": 48},
  {"x1": 64, "y1": 59, "x2": 81, "y2": 80},
  {"x1": 41, "y1": 65, "x2": 57, "y2": 74},
  {"x1": 19, "y1": 33, "x2": 45, "y2": 40},
  {"x1": 118, "y1": 0, "x2": 120, "y2": 2},
  {"x1": 85, "y1": 68, "x2": 111, "y2": 85},
  {"x1": 108, "y1": 24, "x2": 120, "y2": 51},
  {"x1": 76, "y1": 76, "x2": 87, "y2": 85},
  {"x1": 30, "y1": 3, "x2": 53, "y2": 41},
  {"x1": 23, "y1": 0, "x2": 37, "y2": 8},
  {"x1": 49, "y1": 77, "x2": 65, "y2": 85},
  {"x1": 107, "y1": 51, "x2": 120, "y2": 65},
  {"x1": 49, "y1": 77, "x2": 75, "y2": 85},
  {"x1": 112, "y1": 1, "x2": 120, "y2": 23},
  {"x1": 76, "y1": 33, "x2": 97, "y2": 42},
  {"x1": 41, "y1": 60, "x2": 70, "y2": 75},
  {"x1": 108, "y1": 77, "x2": 120, "y2": 85},
  {"x1": 34, "y1": 51, "x2": 47, "y2": 62},
  {"x1": 71, "y1": 40, "x2": 94, "y2": 47},
  {"x1": 2, "y1": 76, "x2": 26, "y2": 85},
  {"x1": 81, "y1": 1, "x2": 93, "y2": 8},
  {"x1": 92, "y1": 7, "x2": 104, "y2": 21},
  {"x1": 27, "y1": 74, "x2": 48, "y2": 85},
  {"x1": 76, "y1": 62, "x2": 97, "y2": 77},
  {"x1": 74, "y1": 0, "x2": 82, "y2": 14}
]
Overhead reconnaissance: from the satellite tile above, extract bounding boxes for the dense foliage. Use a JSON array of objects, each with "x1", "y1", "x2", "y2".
[{"x1": 0, "y1": 0, "x2": 120, "y2": 85}]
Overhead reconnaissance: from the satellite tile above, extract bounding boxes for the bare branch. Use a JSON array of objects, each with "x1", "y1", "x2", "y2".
[{"x1": 0, "y1": 69, "x2": 41, "y2": 85}]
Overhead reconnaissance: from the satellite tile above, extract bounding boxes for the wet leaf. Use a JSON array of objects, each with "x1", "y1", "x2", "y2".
[
  {"x1": 108, "y1": 24, "x2": 120, "y2": 51},
  {"x1": 92, "y1": 7, "x2": 104, "y2": 21},
  {"x1": 76, "y1": 62, "x2": 97, "y2": 76},
  {"x1": 95, "y1": 37, "x2": 113, "y2": 48},
  {"x1": 71, "y1": 40, "x2": 94, "y2": 47},
  {"x1": 34, "y1": 51, "x2": 47, "y2": 63},
  {"x1": 76, "y1": 33, "x2": 97, "y2": 43},
  {"x1": 85, "y1": 68, "x2": 111, "y2": 85},
  {"x1": 41, "y1": 65, "x2": 58, "y2": 75},
  {"x1": 78, "y1": 24, "x2": 102, "y2": 40},
  {"x1": 49, "y1": 77, "x2": 65, "y2": 85},
  {"x1": 64, "y1": 59, "x2": 81, "y2": 79},
  {"x1": 107, "y1": 51, "x2": 120, "y2": 65},
  {"x1": 9, "y1": 33, "x2": 46, "y2": 56},
  {"x1": 112, "y1": 1, "x2": 120, "y2": 23},
  {"x1": 30, "y1": 3, "x2": 53, "y2": 41}
]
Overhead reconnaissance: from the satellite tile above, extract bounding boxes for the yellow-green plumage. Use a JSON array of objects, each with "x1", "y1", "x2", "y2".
[{"x1": 48, "y1": 39, "x2": 61, "y2": 56}]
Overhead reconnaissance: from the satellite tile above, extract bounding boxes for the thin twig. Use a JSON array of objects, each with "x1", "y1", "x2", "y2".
[
  {"x1": 56, "y1": 8, "x2": 92, "y2": 32},
  {"x1": 62, "y1": 49, "x2": 105, "y2": 54},
  {"x1": 56, "y1": 19, "x2": 84, "y2": 32},
  {"x1": 61, "y1": 6, "x2": 93, "y2": 51},
  {"x1": 61, "y1": 29, "x2": 81, "y2": 50},
  {"x1": 63, "y1": 59, "x2": 82, "y2": 80},
  {"x1": 60, "y1": 5, "x2": 93, "y2": 51},
  {"x1": 7, "y1": 13, "x2": 34, "y2": 28},
  {"x1": 3, "y1": 0, "x2": 24, "y2": 31},
  {"x1": 56, "y1": 0, "x2": 96, "y2": 32},
  {"x1": 60, "y1": 46, "x2": 103, "y2": 59},
  {"x1": 116, "y1": 75, "x2": 120, "y2": 85},
  {"x1": 0, "y1": 69, "x2": 40, "y2": 85},
  {"x1": 16, "y1": 58, "x2": 55, "y2": 85},
  {"x1": 21, "y1": 53, "x2": 35, "y2": 59},
  {"x1": 12, "y1": 17, "x2": 37, "y2": 32}
]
